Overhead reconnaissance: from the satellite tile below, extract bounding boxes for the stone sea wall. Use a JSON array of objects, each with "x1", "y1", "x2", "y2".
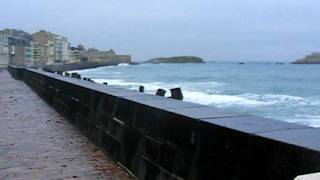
[{"x1": 7, "y1": 65, "x2": 320, "y2": 180}]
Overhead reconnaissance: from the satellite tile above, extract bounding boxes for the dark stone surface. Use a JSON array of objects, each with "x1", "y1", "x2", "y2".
[
  {"x1": 98, "y1": 113, "x2": 113, "y2": 130},
  {"x1": 158, "y1": 144, "x2": 193, "y2": 178},
  {"x1": 194, "y1": 119, "x2": 320, "y2": 180},
  {"x1": 100, "y1": 88, "x2": 146, "y2": 97},
  {"x1": 139, "y1": 85, "x2": 144, "y2": 92},
  {"x1": 157, "y1": 112, "x2": 197, "y2": 152},
  {"x1": 167, "y1": 106, "x2": 245, "y2": 119},
  {"x1": 257, "y1": 128, "x2": 320, "y2": 151},
  {"x1": 156, "y1": 89, "x2": 166, "y2": 96},
  {"x1": 140, "y1": 135, "x2": 163, "y2": 163},
  {"x1": 114, "y1": 98, "x2": 136, "y2": 124},
  {"x1": 101, "y1": 94, "x2": 118, "y2": 114},
  {"x1": 133, "y1": 103, "x2": 198, "y2": 152},
  {"x1": 202, "y1": 115, "x2": 308, "y2": 134},
  {"x1": 137, "y1": 156, "x2": 182, "y2": 180},
  {"x1": 101, "y1": 132, "x2": 121, "y2": 161},
  {"x1": 245, "y1": 133, "x2": 320, "y2": 180},
  {"x1": 109, "y1": 117, "x2": 123, "y2": 140},
  {"x1": 119, "y1": 125, "x2": 142, "y2": 174},
  {"x1": 169, "y1": 87, "x2": 183, "y2": 100},
  {"x1": 133, "y1": 104, "x2": 163, "y2": 137},
  {"x1": 125, "y1": 94, "x2": 202, "y2": 109},
  {"x1": 194, "y1": 120, "x2": 262, "y2": 180},
  {"x1": 137, "y1": 156, "x2": 160, "y2": 180},
  {"x1": 87, "y1": 123, "x2": 102, "y2": 145}
]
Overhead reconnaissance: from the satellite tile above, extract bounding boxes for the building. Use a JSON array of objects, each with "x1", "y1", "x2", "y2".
[
  {"x1": 4, "y1": 29, "x2": 34, "y2": 66},
  {"x1": 80, "y1": 49, "x2": 131, "y2": 64},
  {"x1": 2, "y1": 28, "x2": 132, "y2": 66},
  {"x1": 53, "y1": 35, "x2": 70, "y2": 63},
  {"x1": 0, "y1": 31, "x2": 9, "y2": 68},
  {"x1": 33, "y1": 30, "x2": 55, "y2": 65},
  {"x1": 33, "y1": 30, "x2": 70, "y2": 65},
  {"x1": 68, "y1": 45, "x2": 85, "y2": 63}
]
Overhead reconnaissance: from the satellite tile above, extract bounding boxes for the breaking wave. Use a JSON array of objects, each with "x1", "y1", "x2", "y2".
[{"x1": 91, "y1": 78, "x2": 300, "y2": 107}]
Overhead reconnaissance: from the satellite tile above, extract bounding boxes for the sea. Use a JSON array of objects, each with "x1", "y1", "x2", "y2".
[{"x1": 74, "y1": 62, "x2": 320, "y2": 127}]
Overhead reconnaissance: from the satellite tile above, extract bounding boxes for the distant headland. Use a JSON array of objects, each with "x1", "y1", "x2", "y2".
[
  {"x1": 144, "y1": 56, "x2": 205, "y2": 64},
  {"x1": 292, "y1": 52, "x2": 320, "y2": 64}
]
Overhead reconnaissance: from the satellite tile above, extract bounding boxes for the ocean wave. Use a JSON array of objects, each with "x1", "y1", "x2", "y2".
[
  {"x1": 183, "y1": 91, "x2": 269, "y2": 107},
  {"x1": 182, "y1": 81, "x2": 225, "y2": 88},
  {"x1": 91, "y1": 78, "x2": 320, "y2": 111},
  {"x1": 239, "y1": 93, "x2": 311, "y2": 106},
  {"x1": 91, "y1": 79, "x2": 277, "y2": 107},
  {"x1": 117, "y1": 63, "x2": 130, "y2": 66},
  {"x1": 286, "y1": 114, "x2": 320, "y2": 127},
  {"x1": 92, "y1": 78, "x2": 166, "y2": 91},
  {"x1": 91, "y1": 78, "x2": 267, "y2": 107},
  {"x1": 93, "y1": 78, "x2": 139, "y2": 86},
  {"x1": 113, "y1": 72, "x2": 122, "y2": 74}
]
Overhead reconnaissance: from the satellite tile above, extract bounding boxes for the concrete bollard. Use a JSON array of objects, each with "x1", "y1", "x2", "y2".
[
  {"x1": 71, "y1": 73, "x2": 78, "y2": 78},
  {"x1": 87, "y1": 78, "x2": 94, "y2": 82},
  {"x1": 70, "y1": 72, "x2": 81, "y2": 79},
  {"x1": 139, "y1": 86, "x2": 144, "y2": 92},
  {"x1": 170, "y1": 88, "x2": 183, "y2": 100},
  {"x1": 156, "y1": 89, "x2": 166, "y2": 96}
]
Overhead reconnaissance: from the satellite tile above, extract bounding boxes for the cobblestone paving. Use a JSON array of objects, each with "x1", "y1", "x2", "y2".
[{"x1": 0, "y1": 70, "x2": 133, "y2": 180}]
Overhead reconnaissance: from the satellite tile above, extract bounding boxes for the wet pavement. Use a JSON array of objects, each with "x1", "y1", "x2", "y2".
[{"x1": 0, "y1": 69, "x2": 132, "y2": 180}]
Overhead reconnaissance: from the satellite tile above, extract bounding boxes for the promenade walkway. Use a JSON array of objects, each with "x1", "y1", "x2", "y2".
[{"x1": 0, "y1": 69, "x2": 132, "y2": 179}]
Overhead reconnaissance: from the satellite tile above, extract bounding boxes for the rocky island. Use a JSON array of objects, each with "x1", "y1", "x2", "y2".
[
  {"x1": 144, "y1": 56, "x2": 205, "y2": 64},
  {"x1": 292, "y1": 52, "x2": 320, "y2": 64}
]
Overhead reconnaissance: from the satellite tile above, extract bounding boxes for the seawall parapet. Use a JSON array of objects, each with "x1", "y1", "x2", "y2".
[{"x1": 7, "y1": 65, "x2": 320, "y2": 180}]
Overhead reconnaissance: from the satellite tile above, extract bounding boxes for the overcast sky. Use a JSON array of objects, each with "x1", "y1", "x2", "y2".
[{"x1": 1, "y1": 0, "x2": 319, "y2": 62}]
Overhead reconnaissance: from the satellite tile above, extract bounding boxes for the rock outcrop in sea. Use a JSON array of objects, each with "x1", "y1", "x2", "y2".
[
  {"x1": 144, "y1": 56, "x2": 205, "y2": 64},
  {"x1": 293, "y1": 52, "x2": 320, "y2": 64}
]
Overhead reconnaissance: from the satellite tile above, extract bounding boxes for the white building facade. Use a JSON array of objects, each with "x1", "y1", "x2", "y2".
[
  {"x1": 0, "y1": 31, "x2": 9, "y2": 68},
  {"x1": 54, "y1": 35, "x2": 70, "y2": 63}
]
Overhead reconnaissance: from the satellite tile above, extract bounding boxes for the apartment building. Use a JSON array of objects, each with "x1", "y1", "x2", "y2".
[
  {"x1": 33, "y1": 30, "x2": 70, "y2": 65},
  {"x1": 0, "y1": 31, "x2": 9, "y2": 68},
  {"x1": 3, "y1": 29, "x2": 33, "y2": 66}
]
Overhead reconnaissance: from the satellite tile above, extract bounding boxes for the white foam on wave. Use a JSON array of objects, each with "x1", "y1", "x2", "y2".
[
  {"x1": 70, "y1": 65, "x2": 116, "y2": 73},
  {"x1": 92, "y1": 78, "x2": 270, "y2": 107},
  {"x1": 113, "y1": 72, "x2": 122, "y2": 74},
  {"x1": 183, "y1": 91, "x2": 268, "y2": 107},
  {"x1": 286, "y1": 114, "x2": 320, "y2": 127},
  {"x1": 91, "y1": 78, "x2": 320, "y2": 116},
  {"x1": 239, "y1": 93, "x2": 310, "y2": 106},
  {"x1": 92, "y1": 78, "x2": 166, "y2": 91},
  {"x1": 309, "y1": 98, "x2": 320, "y2": 106},
  {"x1": 181, "y1": 81, "x2": 225, "y2": 88},
  {"x1": 117, "y1": 63, "x2": 130, "y2": 66},
  {"x1": 93, "y1": 78, "x2": 137, "y2": 86}
]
